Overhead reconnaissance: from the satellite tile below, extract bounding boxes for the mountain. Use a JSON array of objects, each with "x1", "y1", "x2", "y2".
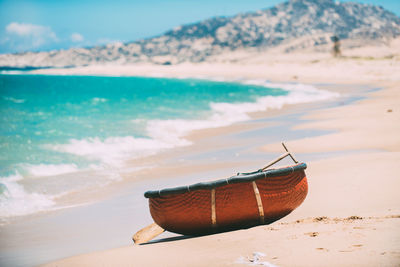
[{"x1": 1, "y1": 0, "x2": 400, "y2": 67}]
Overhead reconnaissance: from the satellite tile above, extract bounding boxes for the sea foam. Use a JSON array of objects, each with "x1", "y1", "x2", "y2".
[
  {"x1": 1, "y1": 80, "x2": 338, "y2": 218},
  {"x1": 2, "y1": 96, "x2": 26, "y2": 104},
  {"x1": 147, "y1": 81, "x2": 338, "y2": 148},
  {"x1": 0, "y1": 172, "x2": 55, "y2": 217},
  {"x1": 48, "y1": 136, "x2": 180, "y2": 166},
  {"x1": 24, "y1": 163, "x2": 79, "y2": 177},
  {"x1": 48, "y1": 81, "x2": 338, "y2": 169}
]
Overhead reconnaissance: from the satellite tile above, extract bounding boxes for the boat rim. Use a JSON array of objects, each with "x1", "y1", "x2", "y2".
[{"x1": 144, "y1": 162, "x2": 307, "y2": 198}]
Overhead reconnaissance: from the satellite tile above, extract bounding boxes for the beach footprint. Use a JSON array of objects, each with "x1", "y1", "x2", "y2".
[{"x1": 305, "y1": 232, "x2": 319, "y2": 237}]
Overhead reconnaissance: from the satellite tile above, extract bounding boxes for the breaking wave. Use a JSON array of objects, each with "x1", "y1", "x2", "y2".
[
  {"x1": 0, "y1": 172, "x2": 55, "y2": 217},
  {"x1": 49, "y1": 81, "x2": 338, "y2": 167}
]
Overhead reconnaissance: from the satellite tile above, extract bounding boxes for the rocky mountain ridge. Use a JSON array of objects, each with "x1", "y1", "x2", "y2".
[{"x1": 1, "y1": 0, "x2": 400, "y2": 67}]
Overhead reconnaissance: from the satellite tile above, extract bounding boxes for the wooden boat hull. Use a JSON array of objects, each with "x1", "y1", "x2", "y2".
[{"x1": 146, "y1": 163, "x2": 307, "y2": 235}]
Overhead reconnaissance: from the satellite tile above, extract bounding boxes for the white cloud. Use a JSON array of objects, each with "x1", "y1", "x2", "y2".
[
  {"x1": 71, "y1": 33, "x2": 84, "y2": 42},
  {"x1": 4, "y1": 22, "x2": 58, "y2": 52},
  {"x1": 6, "y1": 22, "x2": 57, "y2": 41}
]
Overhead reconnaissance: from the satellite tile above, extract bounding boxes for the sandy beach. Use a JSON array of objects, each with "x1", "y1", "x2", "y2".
[
  {"x1": 26, "y1": 43, "x2": 400, "y2": 267},
  {"x1": 2, "y1": 0, "x2": 400, "y2": 265}
]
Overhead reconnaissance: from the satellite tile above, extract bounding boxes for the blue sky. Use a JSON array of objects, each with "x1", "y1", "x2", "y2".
[{"x1": 0, "y1": 0, "x2": 399, "y2": 54}]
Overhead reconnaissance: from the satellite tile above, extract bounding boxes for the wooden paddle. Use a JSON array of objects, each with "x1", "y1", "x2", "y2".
[
  {"x1": 132, "y1": 222, "x2": 165, "y2": 245},
  {"x1": 261, "y1": 142, "x2": 298, "y2": 171}
]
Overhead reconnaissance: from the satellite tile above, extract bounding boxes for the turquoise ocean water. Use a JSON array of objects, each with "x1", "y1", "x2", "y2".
[{"x1": 0, "y1": 74, "x2": 337, "y2": 218}]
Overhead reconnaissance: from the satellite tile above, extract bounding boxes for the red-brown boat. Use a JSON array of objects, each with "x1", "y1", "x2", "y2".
[{"x1": 133, "y1": 143, "x2": 308, "y2": 243}]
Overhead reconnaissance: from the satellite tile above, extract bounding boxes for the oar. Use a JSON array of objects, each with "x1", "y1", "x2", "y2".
[
  {"x1": 261, "y1": 142, "x2": 298, "y2": 171},
  {"x1": 132, "y1": 222, "x2": 165, "y2": 245}
]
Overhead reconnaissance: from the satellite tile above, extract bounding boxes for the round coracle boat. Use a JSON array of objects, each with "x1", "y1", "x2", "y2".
[
  {"x1": 145, "y1": 163, "x2": 308, "y2": 235},
  {"x1": 132, "y1": 143, "x2": 308, "y2": 244}
]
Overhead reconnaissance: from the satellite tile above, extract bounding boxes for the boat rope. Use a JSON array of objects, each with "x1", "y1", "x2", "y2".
[
  {"x1": 211, "y1": 188, "x2": 217, "y2": 228},
  {"x1": 252, "y1": 181, "x2": 265, "y2": 224}
]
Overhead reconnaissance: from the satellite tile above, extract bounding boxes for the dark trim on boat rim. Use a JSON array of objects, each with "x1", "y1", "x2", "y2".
[{"x1": 144, "y1": 163, "x2": 307, "y2": 198}]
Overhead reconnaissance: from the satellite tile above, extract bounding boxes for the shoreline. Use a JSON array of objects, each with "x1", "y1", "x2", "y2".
[
  {"x1": 47, "y1": 73, "x2": 400, "y2": 266},
  {"x1": 0, "y1": 80, "x2": 353, "y2": 267},
  {"x1": 0, "y1": 72, "x2": 340, "y2": 220},
  {"x1": 1, "y1": 55, "x2": 399, "y2": 266},
  {"x1": 46, "y1": 58, "x2": 399, "y2": 265},
  {"x1": 29, "y1": 52, "x2": 400, "y2": 84}
]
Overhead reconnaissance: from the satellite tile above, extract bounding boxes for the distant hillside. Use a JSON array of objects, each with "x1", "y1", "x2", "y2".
[{"x1": 1, "y1": 0, "x2": 400, "y2": 67}]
